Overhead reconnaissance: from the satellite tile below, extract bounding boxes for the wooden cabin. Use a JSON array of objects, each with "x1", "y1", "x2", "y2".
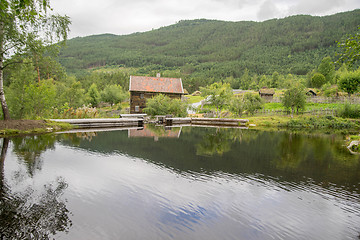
[
  {"x1": 259, "y1": 87, "x2": 275, "y2": 102},
  {"x1": 129, "y1": 75, "x2": 184, "y2": 113}
]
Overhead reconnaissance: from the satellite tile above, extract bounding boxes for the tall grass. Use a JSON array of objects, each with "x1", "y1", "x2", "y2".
[{"x1": 336, "y1": 102, "x2": 360, "y2": 119}]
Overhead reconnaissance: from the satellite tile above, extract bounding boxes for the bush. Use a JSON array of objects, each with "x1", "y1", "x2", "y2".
[
  {"x1": 243, "y1": 93, "x2": 263, "y2": 115},
  {"x1": 53, "y1": 104, "x2": 99, "y2": 119},
  {"x1": 281, "y1": 84, "x2": 306, "y2": 116},
  {"x1": 87, "y1": 83, "x2": 100, "y2": 107},
  {"x1": 311, "y1": 73, "x2": 326, "y2": 88},
  {"x1": 143, "y1": 94, "x2": 188, "y2": 117},
  {"x1": 229, "y1": 93, "x2": 263, "y2": 117},
  {"x1": 100, "y1": 84, "x2": 127, "y2": 105},
  {"x1": 283, "y1": 116, "x2": 358, "y2": 129},
  {"x1": 336, "y1": 102, "x2": 360, "y2": 118},
  {"x1": 321, "y1": 83, "x2": 338, "y2": 97},
  {"x1": 338, "y1": 70, "x2": 360, "y2": 96}
]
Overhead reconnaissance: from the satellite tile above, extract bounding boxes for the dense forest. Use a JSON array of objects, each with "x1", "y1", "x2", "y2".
[
  {"x1": 59, "y1": 9, "x2": 360, "y2": 79},
  {"x1": 1, "y1": 8, "x2": 360, "y2": 120}
]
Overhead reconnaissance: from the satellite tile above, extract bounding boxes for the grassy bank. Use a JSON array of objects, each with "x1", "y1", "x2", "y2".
[
  {"x1": 0, "y1": 120, "x2": 73, "y2": 137},
  {"x1": 247, "y1": 115, "x2": 360, "y2": 133}
]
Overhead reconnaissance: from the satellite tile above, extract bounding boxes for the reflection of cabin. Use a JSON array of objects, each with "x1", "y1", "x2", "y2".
[
  {"x1": 259, "y1": 87, "x2": 275, "y2": 102},
  {"x1": 129, "y1": 74, "x2": 184, "y2": 114},
  {"x1": 128, "y1": 126, "x2": 181, "y2": 141}
]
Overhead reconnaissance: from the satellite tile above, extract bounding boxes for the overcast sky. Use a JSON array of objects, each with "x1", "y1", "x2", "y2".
[{"x1": 52, "y1": 0, "x2": 360, "y2": 39}]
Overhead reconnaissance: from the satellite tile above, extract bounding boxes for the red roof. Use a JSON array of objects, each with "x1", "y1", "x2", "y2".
[
  {"x1": 128, "y1": 126, "x2": 181, "y2": 139},
  {"x1": 129, "y1": 76, "x2": 184, "y2": 94}
]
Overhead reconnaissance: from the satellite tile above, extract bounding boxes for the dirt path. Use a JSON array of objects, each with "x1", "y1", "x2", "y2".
[{"x1": 0, "y1": 120, "x2": 48, "y2": 131}]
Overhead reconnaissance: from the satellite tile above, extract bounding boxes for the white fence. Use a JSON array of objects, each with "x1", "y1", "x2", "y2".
[{"x1": 254, "y1": 108, "x2": 336, "y2": 116}]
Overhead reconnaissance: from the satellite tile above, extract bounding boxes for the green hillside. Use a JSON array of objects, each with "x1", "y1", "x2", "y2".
[{"x1": 59, "y1": 9, "x2": 360, "y2": 78}]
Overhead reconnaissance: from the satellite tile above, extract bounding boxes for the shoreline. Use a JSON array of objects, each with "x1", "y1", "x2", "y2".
[
  {"x1": 0, "y1": 115, "x2": 359, "y2": 137},
  {"x1": 0, "y1": 120, "x2": 73, "y2": 137}
]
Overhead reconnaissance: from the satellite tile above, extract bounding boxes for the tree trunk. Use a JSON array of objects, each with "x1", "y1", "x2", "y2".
[
  {"x1": 0, "y1": 64, "x2": 11, "y2": 120},
  {"x1": 0, "y1": 22, "x2": 11, "y2": 120}
]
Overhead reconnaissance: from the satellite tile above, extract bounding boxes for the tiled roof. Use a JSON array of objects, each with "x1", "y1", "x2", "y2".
[{"x1": 129, "y1": 76, "x2": 184, "y2": 94}]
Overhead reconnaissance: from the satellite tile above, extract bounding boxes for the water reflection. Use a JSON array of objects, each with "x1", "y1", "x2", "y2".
[
  {"x1": 128, "y1": 125, "x2": 181, "y2": 141},
  {"x1": 0, "y1": 137, "x2": 72, "y2": 239},
  {"x1": 196, "y1": 128, "x2": 233, "y2": 156},
  {"x1": 60, "y1": 126, "x2": 360, "y2": 190},
  {"x1": 11, "y1": 135, "x2": 56, "y2": 176},
  {"x1": 1, "y1": 127, "x2": 360, "y2": 239}
]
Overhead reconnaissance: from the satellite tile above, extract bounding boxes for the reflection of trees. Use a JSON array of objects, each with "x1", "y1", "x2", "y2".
[
  {"x1": 0, "y1": 137, "x2": 72, "y2": 239},
  {"x1": 273, "y1": 133, "x2": 304, "y2": 170},
  {"x1": 146, "y1": 124, "x2": 181, "y2": 138},
  {"x1": 272, "y1": 132, "x2": 360, "y2": 178},
  {"x1": 75, "y1": 132, "x2": 97, "y2": 142},
  {"x1": 60, "y1": 132, "x2": 98, "y2": 146},
  {"x1": 11, "y1": 135, "x2": 57, "y2": 176},
  {"x1": 196, "y1": 128, "x2": 242, "y2": 156},
  {"x1": 0, "y1": 178, "x2": 72, "y2": 239},
  {"x1": 196, "y1": 129, "x2": 231, "y2": 156},
  {"x1": 0, "y1": 138, "x2": 9, "y2": 201}
]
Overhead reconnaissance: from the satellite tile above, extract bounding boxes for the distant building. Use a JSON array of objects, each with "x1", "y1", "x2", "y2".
[
  {"x1": 306, "y1": 89, "x2": 317, "y2": 97},
  {"x1": 232, "y1": 89, "x2": 252, "y2": 96},
  {"x1": 259, "y1": 87, "x2": 275, "y2": 102},
  {"x1": 129, "y1": 74, "x2": 184, "y2": 113}
]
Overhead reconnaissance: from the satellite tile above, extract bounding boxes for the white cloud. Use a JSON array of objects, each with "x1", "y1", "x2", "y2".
[
  {"x1": 289, "y1": 0, "x2": 343, "y2": 15},
  {"x1": 257, "y1": 0, "x2": 282, "y2": 21},
  {"x1": 51, "y1": 0, "x2": 360, "y2": 38}
]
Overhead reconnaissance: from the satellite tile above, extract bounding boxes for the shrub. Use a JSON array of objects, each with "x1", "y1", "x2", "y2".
[
  {"x1": 243, "y1": 93, "x2": 263, "y2": 115},
  {"x1": 338, "y1": 70, "x2": 360, "y2": 96},
  {"x1": 87, "y1": 83, "x2": 100, "y2": 107},
  {"x1": 53, "y1": 104, "x2": 98, "y2": 119},
  {"x1": 143, "y1": 94, "x2": 188, "y2": 117},
  {"x1": 283, "y1": 116, "x2": 358, "y2": 129},
  {"x1": 281, "y1": 84, "x2": 306, "y2": 116},
  {"x1": 311, "y1": 73, "x2": 326, "y2": 88},
  {"x1": 229, "y1": 93, "x2": 263, "y2": 117},
  {"x1": 100, "y1": 84, "x2": 128, "y2": 105},
  {"x1": 336, "y1": 102, "x2": 360, "y2": 119}
]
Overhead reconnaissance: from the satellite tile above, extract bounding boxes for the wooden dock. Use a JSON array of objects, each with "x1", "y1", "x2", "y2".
[
  {"x1": 51, "y1": 118, "x2": 143, "y2": 128},
  {"x1": 51, "y1": 117, "x2": 248, "y2": 129}
]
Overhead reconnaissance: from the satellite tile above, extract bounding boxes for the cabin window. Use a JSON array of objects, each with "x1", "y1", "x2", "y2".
[
  {"x1": 135, "y1": 106, "x2": 140, "y2": 112},
  {"x1": 140, "y1": 93, "x2": 144, "y2": 99}
]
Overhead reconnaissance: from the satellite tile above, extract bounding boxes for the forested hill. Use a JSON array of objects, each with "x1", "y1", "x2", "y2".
[{"x1": 59, "y1": 9, "x2": 360, "y2": 77}]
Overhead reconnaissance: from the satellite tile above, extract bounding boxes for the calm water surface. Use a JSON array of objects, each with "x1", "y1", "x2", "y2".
[{"x1": 0, "y1": 126, "x2": 360, "y2": 239}]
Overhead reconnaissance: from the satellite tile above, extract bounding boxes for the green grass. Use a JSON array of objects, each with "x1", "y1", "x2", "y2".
[
  {"x1": 305, "y1": 102, "x2": 342, "y2": 110},
  {"x1": 45, "y1": 121, "x2": 73, "y2": 131},
  {"x1": 0, "y1": 121, "x2": 74, "y2": 137},
  {"x1": 263, "y1": 102, "x2": 283, "y2": 110},
  {"x1": 263, "y1": 102, "x2": 342, "y2": 111},
  {"x1": 186, "y1": 95, "x2": 205, "y2": 104},
  {"x1": 247, "y1": 115, "x2": 360, "y2": 134},
  {"x1": 350, "y1": 135, "x2": 360, "y2": 141}
]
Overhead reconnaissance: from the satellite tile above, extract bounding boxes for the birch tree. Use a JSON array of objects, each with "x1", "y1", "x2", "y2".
[{"x1": 0, "y1": 0, "x2": 70, "y2": 119}]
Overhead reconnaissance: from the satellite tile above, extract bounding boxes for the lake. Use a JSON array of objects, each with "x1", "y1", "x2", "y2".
[{"x1": 1, "y1": 126, "x2": 360, "y2": 239}]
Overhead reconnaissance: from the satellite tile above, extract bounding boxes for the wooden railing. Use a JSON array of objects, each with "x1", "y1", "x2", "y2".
[
  {"x1": 253, "y1": 108, "x2": 337, "y2": 116},
  {"x1": 271, "y1": 97, "x2": 360, "y2": 104}
]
